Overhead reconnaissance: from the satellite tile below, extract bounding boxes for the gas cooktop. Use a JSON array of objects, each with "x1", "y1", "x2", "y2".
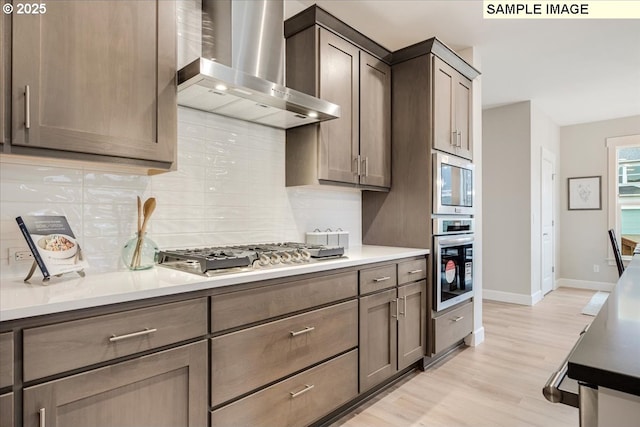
[{"x1": 157, "y1": 242, "x2": 345, "y2": 276}]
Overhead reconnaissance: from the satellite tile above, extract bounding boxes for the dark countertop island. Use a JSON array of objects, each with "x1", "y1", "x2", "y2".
[{"x1": 567, "y1": 255, "x2": 640, "y2": 396}]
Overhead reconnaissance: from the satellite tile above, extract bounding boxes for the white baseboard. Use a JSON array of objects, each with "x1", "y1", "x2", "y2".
[
  {"x1": 556, "y1": 278, "x2": 616, "y2": 292},
  {"x1": 482, "y1": 289, "x2": 541, "y2": 306},
  {"x1": 465, "y1": 326, "x2": 485, "y2": 347}
]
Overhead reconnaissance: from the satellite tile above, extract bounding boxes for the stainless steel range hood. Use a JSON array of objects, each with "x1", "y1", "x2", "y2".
[{"x1": 177, "y1": 0, "x2": 340, "y2": 129}]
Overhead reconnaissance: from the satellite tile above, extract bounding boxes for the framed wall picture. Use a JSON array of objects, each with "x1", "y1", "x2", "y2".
[{"x1": 568, "y1": 176, "x2": 601, "y2": 210}]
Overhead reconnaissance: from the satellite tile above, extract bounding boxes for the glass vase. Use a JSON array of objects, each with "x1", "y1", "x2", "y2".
[{"x1": 121, "y1": 232, "x2": 159, "y2": 271}]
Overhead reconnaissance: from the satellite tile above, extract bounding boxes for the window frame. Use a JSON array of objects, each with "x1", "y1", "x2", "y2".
[{"x1": 606, "y1": 134, "x2": 640, "y2": 262}]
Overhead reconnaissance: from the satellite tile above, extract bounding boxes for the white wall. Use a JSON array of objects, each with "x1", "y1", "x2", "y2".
[
  {"x1": 482, "y1": 102, "x2": 533, "y2": 301},
  {"x1": 558, "y1": 115, "x2": 640, "y2": 288},
  {"x1": 483, "y1": 101, "x2": 562, "y2": 304},
  {"x1": 0, "y1": 109, "x2": 362, "y2": 279}
]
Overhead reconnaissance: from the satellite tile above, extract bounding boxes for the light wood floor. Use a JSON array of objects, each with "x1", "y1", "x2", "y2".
[{"x1": 332, "y1": 287, "x2": 597, "y2": 427}]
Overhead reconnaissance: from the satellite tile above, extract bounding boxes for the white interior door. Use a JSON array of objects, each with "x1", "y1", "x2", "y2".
[{"x1": 541, "y1": 150, "x2": 556, "y2": 295}]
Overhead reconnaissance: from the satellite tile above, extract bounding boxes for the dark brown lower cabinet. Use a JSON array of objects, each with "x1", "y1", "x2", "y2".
[
  {"x1": 359, "y1": 288, "x2": 398, "y2": 391},
  {"x1": 211, "y1": 350, "x2": 358, "y2": 427},
  {"x1": 359, "y1": 280, "x2": 427, "y2": 391},
  {"x1": 0, "y1": 392, "x2": 13, "y2": 427},
  {"x1": 398, "y1": 280, "x2": 427, "y2": 370},
  {"x1": 22, "y1": 341, "x2": 207, "y2": 427}
]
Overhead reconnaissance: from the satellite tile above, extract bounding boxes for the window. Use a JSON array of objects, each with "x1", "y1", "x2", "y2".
[{"x1": 607, "y1": 135, "x2": 640, "y2": 258}]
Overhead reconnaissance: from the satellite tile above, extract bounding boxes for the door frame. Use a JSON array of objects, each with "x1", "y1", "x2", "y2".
[{"x1": 541, "y1": 147, "x2": 556, "y2": 294}]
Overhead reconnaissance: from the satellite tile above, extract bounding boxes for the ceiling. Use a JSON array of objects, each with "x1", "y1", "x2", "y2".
[{"x1": 285, "y1": 0, "x2": 640, "y2": 126}]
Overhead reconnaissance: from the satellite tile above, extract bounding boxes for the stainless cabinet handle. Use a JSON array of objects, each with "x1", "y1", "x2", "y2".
[
  {"x1": 39, "y1": 408, "x2": 45, "y2": 427},
  {"x1": 109, "y1": 328, "x2": 157, "y2": 342},
  {"x1": 290, "y1": 326, "x2": 315, "y2": 337},
  {"x1": 400, "y1": 296, "x2": 407, "y2": 317},
  {"x1": 452, "y1": 316, "x2": 464, "y2": 322},
  {"x1": 408, "y1": 269, "x2": 423, "y2": 274},
  {"x1": 290, "y1": 384, "x2": 315, "y2": 398},
  {"x1": 25, "y1": 85, "x2": 31, "y2": 129},
  {"x1": 451, "y1": 130, "x2": 456, "y2": 146},
  {"x1": 457, "y1": 131, "x2": 462, "y2": 147},
  {"x1": 364, "y1": 157, "x2": 369, "y2": 177},
  {"x1": 355, "y1": 155, "x2": 361, "y2": 176},
  {"x1": 391, "y1": 298, "x2": 399, "y2": 319},
  {"x1": 374, "y1": 276, "x2": 391, "y2": 282}
]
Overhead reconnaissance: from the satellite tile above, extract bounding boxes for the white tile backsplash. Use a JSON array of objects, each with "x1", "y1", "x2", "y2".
[{"x1": 0, "y1": 108, "x2": 362, "y2": 279}]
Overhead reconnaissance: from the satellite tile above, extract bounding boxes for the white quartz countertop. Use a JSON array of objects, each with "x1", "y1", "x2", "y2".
[{"x1": 0, "y1": 245, "x2": 428, "y2": 322}]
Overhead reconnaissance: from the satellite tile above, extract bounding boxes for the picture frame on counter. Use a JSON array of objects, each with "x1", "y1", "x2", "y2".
[{"x1": 568, "y1": 176, "x2": 601, "y2": 210}]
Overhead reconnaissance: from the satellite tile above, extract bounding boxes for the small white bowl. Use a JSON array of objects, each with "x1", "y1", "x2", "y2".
[{"x1": 37, "y1": 234, "x2": 78, "y2": 259}]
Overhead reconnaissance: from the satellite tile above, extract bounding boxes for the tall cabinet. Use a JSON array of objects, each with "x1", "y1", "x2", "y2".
[
  {"x1": 285, "y1": 6, "x2": 391, "y2": 190},
  {"x1": 6, "y1": 0, "x2": 176, "y2": 170},
  {"x1": 362, "y1": 38, "x2": 479, "y2": 357}
]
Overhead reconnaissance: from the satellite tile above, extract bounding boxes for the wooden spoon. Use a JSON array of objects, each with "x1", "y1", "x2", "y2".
[
  {"x1": 132, "y1": 197, "x2": 157, "y2": 268},
  {"x1": 139, "y1": 197, "x2": 156, "y2": 236}
]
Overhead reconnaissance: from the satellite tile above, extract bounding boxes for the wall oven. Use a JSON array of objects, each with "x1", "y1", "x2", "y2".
[
  {"x1": 433, "y1": 152, "x2": 474, "y2": 215},
  {"x1": 433, "y1": 217, "x2": 474, "y2": 311}
]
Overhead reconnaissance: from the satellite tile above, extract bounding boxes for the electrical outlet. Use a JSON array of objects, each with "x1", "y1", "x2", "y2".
[
  {"x1": 9, "y1": 247, "x2": 34, "y2": 264},
  {"x1": 593, "y1": 264, "x2": 600, "y2": 273}
]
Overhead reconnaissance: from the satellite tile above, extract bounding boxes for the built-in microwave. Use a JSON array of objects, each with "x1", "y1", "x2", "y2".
[{"x1": 433, "y1": 152, "x2": 474, "y2": 215}]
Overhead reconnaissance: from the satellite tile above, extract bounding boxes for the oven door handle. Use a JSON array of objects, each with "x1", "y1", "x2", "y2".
[{"x1": 436, "y1": 235, "x2": 474, "y2": 246}]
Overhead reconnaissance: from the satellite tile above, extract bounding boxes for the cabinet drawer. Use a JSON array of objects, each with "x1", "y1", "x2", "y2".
[
  {"x1": 211, "y1": 350, "x2": 358, "y2": 427},
  {"x1": 433, "y1": 301, "x2": 473, "y2": 354},
  {"x1": 23, "y1": 341, "x2": 207, "y2": 427},
  {"x1": 398, "y1": 258, "x2": 427, "y2": 284},
  {"x1": 211, "y1": 271, "x2": 357, "y2": 332},
  {"x1": 0, "y1": 332, "x2": 13, "y2": 388},
  {"x1": 23, "y1": 298, "x2": 207, "y2": 381},
  {"x1": 360, "y1": 264, "x2": 397, "y2": 294},
  {"x1": 211, "y1": 300, "x2": 358, "y2": 406}
]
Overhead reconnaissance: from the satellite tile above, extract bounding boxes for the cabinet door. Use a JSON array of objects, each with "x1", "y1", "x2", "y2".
[
  {"x1": 0, "y1": 332, "x2": 12, "y2": 389},
  {"x1": 318, "y1": 27, "x2": 359, "y2": 184},
  {"x1": 0, "y1": 393, "x2": 13, "y2": 427},
  {"x1": 360, "y1": 51, "x2": 391, "y2": 188},
  {"x1": 398, "y1": 280, "x2": 427, "y2": 370},
  {"x1": 432, "y1": 56, "x2": 456, "y2": 155},
  {"x1": 455, "y1": 74, "x2": 473, "y2": 159},
  {"x1": 11, "y1": 0, "x2": 176, "y2": 164},
  {"x1": 359, "y1": 288, "x2": 398, "y2": 391},
  {"x1": 23, "y1": 341, "x2": 207, "y2": 427}
]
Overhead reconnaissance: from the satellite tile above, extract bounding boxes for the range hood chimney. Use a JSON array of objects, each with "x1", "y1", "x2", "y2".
[{"x1": 177, "y1": 0, "x2": 340, "y2": 129}]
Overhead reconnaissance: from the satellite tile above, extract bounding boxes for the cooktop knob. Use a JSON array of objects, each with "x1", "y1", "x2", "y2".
[
  {"x1": 269, "y1": 253, "x2": 281, "y2": 264},
  {"x1": 256, "y1": 253, "x2": 270, "y2": 267},
  {"x1": 279, "y1": 252, "x2": 293, "y2": 263}
]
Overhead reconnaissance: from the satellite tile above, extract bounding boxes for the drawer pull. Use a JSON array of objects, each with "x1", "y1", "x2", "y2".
[
  {"x1": 452, "y1": 316, "x2": 464, "y2": 322},
  {"x1": 400, "y1": 296, "x2": 407, "y2": 317},
  {"x1": 290, "y1": 384, "x2": 315, "y2": 398},
  {"x1": 25, "y1": 85, "x2": 31, "y2": 129},
  {"x1": 39, "y1": 408, "x2": 45, "y2": 427},
  {"x1": 109, "y1": 328, "x2": 157, "y2": 342},
  {"x1": 290, "y1": 326, "x2": 315, "y2": 337},
  {"x1": 374, "y1": 276, "x2": 391, "y2": 282},
  {"x1": 408, "y1": 269, "x2": 423, "y2": 274}
]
